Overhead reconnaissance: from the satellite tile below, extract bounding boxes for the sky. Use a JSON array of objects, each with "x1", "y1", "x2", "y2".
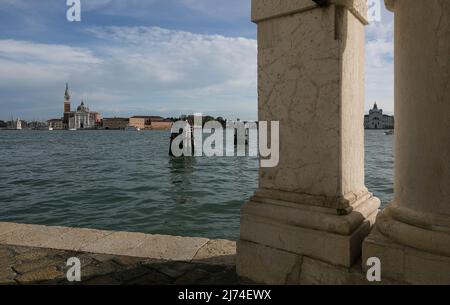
[{"x1": 0, "y1": 0, "x2": 394, "y2": 121}]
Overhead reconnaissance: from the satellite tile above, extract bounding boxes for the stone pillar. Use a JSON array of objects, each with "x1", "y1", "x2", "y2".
[
  {"x1": 363, "y1": 0, "x2": 450, "y2": 284},
  {"x1": 237, "y1": 0, "x2": 380, "y2": 284}
]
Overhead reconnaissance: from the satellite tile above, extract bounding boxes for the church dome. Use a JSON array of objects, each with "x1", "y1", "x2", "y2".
[{"x1": 77, "y1": 101, "x2": 89, "y2": 112}]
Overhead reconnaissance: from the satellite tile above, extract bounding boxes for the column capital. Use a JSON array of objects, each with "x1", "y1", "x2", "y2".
[
  {"x1": 252, "y1": 0, "x2": 368, "y2": 25},
  {"x1": 385, "y1": 0, "x2": 395, "y2": 12}
]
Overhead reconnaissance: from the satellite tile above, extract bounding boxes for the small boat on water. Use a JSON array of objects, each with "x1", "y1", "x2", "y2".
[
  {"x1": 125, "y1": 126, "x2": 140, "y2": 131},
  {"x1": 385, "y1": 130, "x2": 394, "y2": 135},
  {"x1": 69, "y1": 128, "x2": 77, "y2": 131},
  {"x1": 48, "y1": 127, "x2": 54, "y2": 131}
]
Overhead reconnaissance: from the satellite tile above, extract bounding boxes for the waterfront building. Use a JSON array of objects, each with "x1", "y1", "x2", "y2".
[
  {"x1": 129, "y1": 116, "x2": 173, "y2": 130},
  {"x1": 149, "y1": 117, "x2": 173, "y2": 130},
  {"x1": 47, "y1": 119, "x2": 63, "y2": 130},
  {"x1": 364, "y1": 102, "x2": 394, "y2": 129},
  {"x1": 129, "y1": 116, "x2": 152, "y2": 129},
  {"x1": 60, "y1": 84, "x2": 101, "y2": 130},
  {"x1": 63, "y1": 83, "x2": 71, "y2": 128},
  {"x1": 91, "y1": 112, "x2": 102, "y2": 125},
  {"x1": 103, "y1": 117, "x2": 129, "y2": 130},
  {"x1": 68, "y1": 101, "x2": 96, "y2": 130}
]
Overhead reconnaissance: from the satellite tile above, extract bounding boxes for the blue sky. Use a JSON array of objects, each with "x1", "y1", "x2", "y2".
[{"x1": 0, "y1": 0, "x2": 393, "y2": 121}]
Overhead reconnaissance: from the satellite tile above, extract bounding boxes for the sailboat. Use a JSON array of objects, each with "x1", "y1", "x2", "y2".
[{"x1": 15, "y1": 118, "x2": 22, "y2": 130}]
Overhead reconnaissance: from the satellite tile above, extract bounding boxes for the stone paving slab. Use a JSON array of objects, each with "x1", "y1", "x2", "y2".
[
  {"x1": 0, "y1": 244, "x2": 238, "y2": 285},
  {"x1": 0, "y1": 222, "x2": 232, "y2": 262},
  {"x1": 0, "y1": 222, "x2": 237, "y2": 285}
]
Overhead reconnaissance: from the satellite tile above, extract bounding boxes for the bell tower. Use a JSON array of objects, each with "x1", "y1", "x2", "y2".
[
  {"x1": 64, "y1": 83, "x2": 71, "y2": 113},
  {"x1": 63, "y1": 83, "x2": 71, "y2": 127}
]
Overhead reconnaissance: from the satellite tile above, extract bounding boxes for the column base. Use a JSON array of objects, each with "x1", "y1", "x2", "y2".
[
  {"x1": 237, "y1": 240, "x2": 371, "y2": 285},
  {"x1": 363, "y1": 214, "x2": 450, "y2": 284},
  {"x1": 237, "y1": 192, "x2": 380, "y2": 284}
]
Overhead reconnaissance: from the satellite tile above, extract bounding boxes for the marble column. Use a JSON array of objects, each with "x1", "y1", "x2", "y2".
[
  {"x1": 237, "y1": 0, "x2": 380, "y2": 284},
  {"x1": 363, "y1": 0, "x2": 450, "y2": 284}
]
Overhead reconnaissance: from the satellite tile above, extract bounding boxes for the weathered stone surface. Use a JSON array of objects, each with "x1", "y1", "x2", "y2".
[
  {"x1": 242, "y1": 195, "x2": 379, "y2": 234},
  {"x1": 0, "y1": 222, "x2": 212, "y2": 262},
  {"x1": 174, "y1": 268, "x2": 212, "y2": 285},
  {"x1": 0, "y1": 223, "x2": 75, "y2": 251},
  {"x1": 112, "y1": 255, "x2": 144, "y2": 267},
  {"x1": 81, "y1": 231, "x2": 209, "y2": 261},
  {"x1": 365, "y1": 0, "x2": 450, "y2": 284},
  {"x1": 240, "y1": 210, "x2": 376, "y2": 267},
  {"x1": 238, "y1": 0, "x2": 379, "y2": 284},
  {"x1": 15, "y1": 266, "x2": 64, "y2": 284},
  {"x1": 0, "y1": 222, "x2": 23, "y2": 238},
  {"x1": 145, "y1": 261, "x2": 196, "y2": 279},
  {"x1": 13, "y1": 257, "x2": 65, "y2": 275},
  {"x1": 14, "y1": 247, "x2": 59, "y2": 262},
  {"x1": 237, "y1": 240, "x2": 303, "y2": 285},
  {"x1": 42, "y1": 227, "x2": 113, "y2": 251},
  {"x1": 126, "y1": 270, "x2": 173, "y2": 285},
  {"x1": 251, "y1": 0, "x2": 368, "y2": 24},
  {"x1": 192, "y1": 239, "x2": 236, "y2": 266},
  {"x1": 363, "y1": 228, "x2": 450, "y2": 284},
  {"x1": 0, "y1": 224, "x2": 241, "y2": 285},
  {"x1": 82, "y1": 274, "x2": 122, "y2": 285},
  {"x1": 299, "y1": 257, "x2": 366, "y2": 285},
  {"x1": 80, "y1": 260, "x2": 120, "y2": 280},
  {"x1": 0, "y1": 266, "x2": 17, "y2": 285}
]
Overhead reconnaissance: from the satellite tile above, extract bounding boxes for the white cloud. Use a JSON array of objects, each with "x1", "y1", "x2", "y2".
[
  {"x1": 0, "y1": 26, "x2": 257, "y2": 120},
  {"x1": 365, "y1": 19, "x2": 394, "y2": 114},
  {"x1": 0, "y1": 40, "x2": 101, "y2": 64}
]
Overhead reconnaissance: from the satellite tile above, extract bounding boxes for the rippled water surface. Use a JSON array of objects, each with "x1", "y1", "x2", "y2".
[{"x1": 0, "y1": 130, "x2": 393, "y2": 240}]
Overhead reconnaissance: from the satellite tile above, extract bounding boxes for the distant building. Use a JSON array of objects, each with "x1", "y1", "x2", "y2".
[
  {"x1": 91, "y1": 112, "x2": 102, "y2": 125},
  {"x1": 364, "y1": 102, "x2": 394, "y2": 129},
  {"x1": 103, "y1": 118, "x2": 129, "y2": 130},
  {"x1": 68, "y1": 101, "x2": 97, "y2": 130},
  {"x1": 149, "y1": 117, "x2": 173, "y2": 129},
  {"x1": 62, "y1": 84, "x2": 101, "y2": 130},
  {"x1": 47, "y1": 119, "x2": 63, "y2": 130},
  {"x1": 129, "y1": 116, "x2": 173, "y2": 130},
  {"x1": 63, "y1": 83, "x2": 71, "y2": 128},
  {"x1": 129, "y1": 116, "x2": 153, "y2": 129}
]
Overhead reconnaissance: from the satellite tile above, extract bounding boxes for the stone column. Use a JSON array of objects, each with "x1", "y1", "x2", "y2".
[
  {"x1": 237, "y1": 0, "x2": 380, "y2": 284},
  {"x1": 363, "y1": 0, "x2": 450, "y2": 284}
]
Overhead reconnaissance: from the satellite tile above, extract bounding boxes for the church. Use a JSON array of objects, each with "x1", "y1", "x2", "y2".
[
  {"x1": 62, "y1": 84, "x2": 101, "y2": 130},
  {"x1": 364, "y1": 102, "x2": 394, "y2": 129}
]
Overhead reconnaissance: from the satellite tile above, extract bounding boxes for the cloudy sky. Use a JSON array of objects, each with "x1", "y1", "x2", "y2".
[{"x1": 0, "y1": 0, "x2": 393, "y2": 121}]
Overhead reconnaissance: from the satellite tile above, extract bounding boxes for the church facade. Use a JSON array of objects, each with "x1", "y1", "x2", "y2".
[
  {"x1": 364, "y1": 103, "x2": 394, "y2": 129},
  {"x1": 62, "y1": 84, "x2": 101, "y2": 130}
]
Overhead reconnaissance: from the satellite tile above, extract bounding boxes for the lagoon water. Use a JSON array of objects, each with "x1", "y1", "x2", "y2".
[{"x1": 0, "y1": 129, "x2": 393, "y2": 240}]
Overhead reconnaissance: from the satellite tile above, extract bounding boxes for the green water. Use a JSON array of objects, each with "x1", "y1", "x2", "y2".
[{"x1": 0, "y1": 129, "x2": 393, "y2": 240}]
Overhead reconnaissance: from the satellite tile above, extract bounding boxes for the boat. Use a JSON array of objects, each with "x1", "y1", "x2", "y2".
[
  {"x1": 125, "y1": 125, "x2": 140, "y2": 131},
  {"x1": 69, "y1": 128, "x2": 77, "y2": 131},
  {"x1": 48, "y1": 127, "x2": 54, "y2": 131},
  {"x1": 385, "y1": 130, "x2": 394, "y2": 135},
  {"x1": 14, "y1": 118, "x2": 22, "y2": 130}
]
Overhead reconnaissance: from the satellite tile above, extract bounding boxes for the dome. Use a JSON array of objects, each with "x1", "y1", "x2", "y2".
[{"x1": 77, "y1": 101, "x2": 89, "y2": 112}]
